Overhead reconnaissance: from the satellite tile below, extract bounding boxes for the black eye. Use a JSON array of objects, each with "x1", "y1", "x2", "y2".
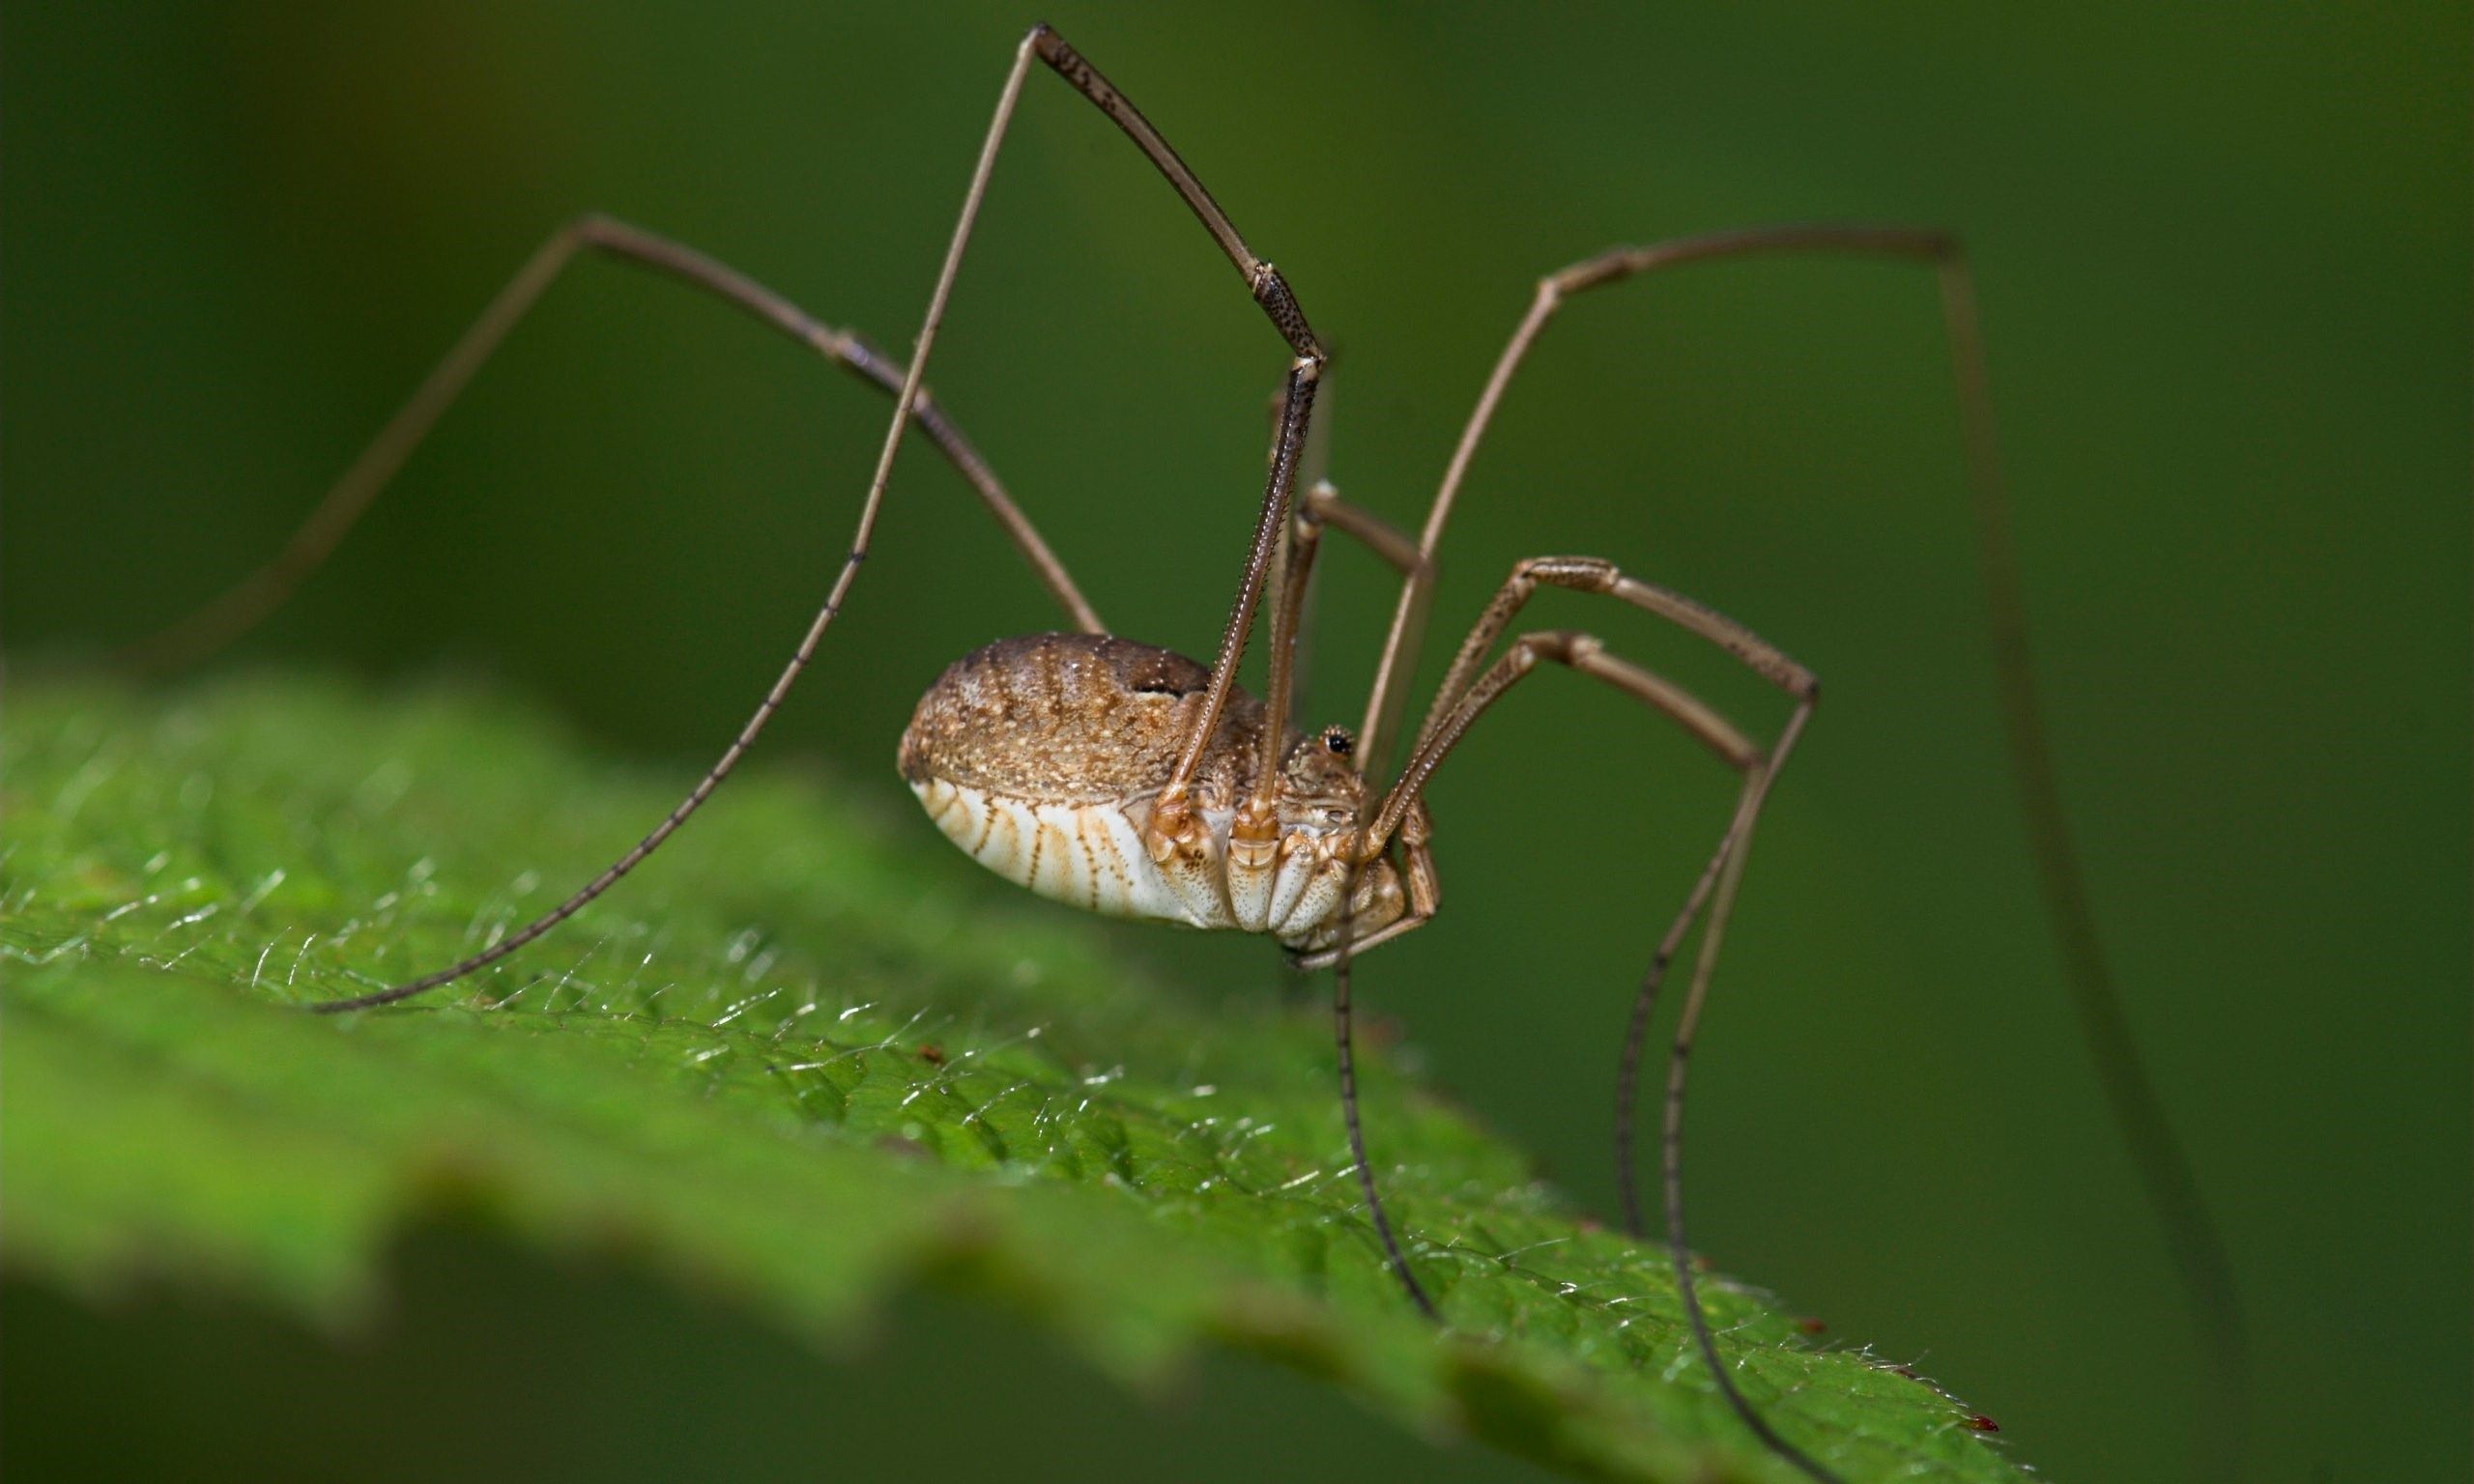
[{"x1": 1322, "y1": 728, "x2": 1353, "y2": 756}]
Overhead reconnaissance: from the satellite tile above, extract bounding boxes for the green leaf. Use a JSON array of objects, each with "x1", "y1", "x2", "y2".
[{"x1": 1, "y1": 675, "x2": 2027, "y2": 1482}]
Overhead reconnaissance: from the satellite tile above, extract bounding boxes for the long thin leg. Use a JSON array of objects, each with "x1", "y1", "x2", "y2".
[
  {"x1": 1610, "y1": 773, "x2": 1745, "y2": 1242},
  {"x1": 1306, "y1": 482, "x2": 1426, "y2": 578},
  {"x1": 1360, "y1": 226, "x2": 1950, "y2": 769},
  {"x1": 124, "y1": 212, "x2": 1099, "y2": 677},
  {"x1": 1357, "y1": 557, "x2": 1836, "y2": 1476},
  {"x1": 1947, "y1": 267, "x2": 2251, "y2": 1482},
  {"x1": 1370, "y1": 556, "x2": 1809, "y2": 852},
  {"x1": 1661, "y1": 711, "x2": 1842, "y2": 1484},
  {"x1": 1362, "y1": 229, "x2": 2246, "y2": 1477},
  {"x1": 1269, "y1": 477, "x2": 1437, "y2": 935},
  {"x1": 1411, "y1": 636, "x2": 1831, "y2": 1478},
  {"x1": 308, "y1": 31, "x2": 1043, "y2": 1012},
  {"x1": 1262, "y1": 369, "x2": 1380, "y2": 721},
  {"x1": 1268, "y1": 477, "x2": 1443, "y2": 1315},
  {"x1": 1384, "y1": 554, "x2": 1810, "y2": 1225},
  {"x1": 1011, "y1": 32, "x2": 1448, "y2": 1327},
  {"x1": 1343, "y1": 618, "x2": 1772, "y2": 988},
  {"x1": 1363, "y1": 555, "x2": 1790, "y2": 1237},
  {"x1": 1334, "y1": 948, "x2": 1437, "y2": 1317},
  {"x1": 1266, "y1": 479, "x2": 1425, "y2": 748},
  {"x1": 1015, "y1": 30, "x2": 1329, "y2": 855}
]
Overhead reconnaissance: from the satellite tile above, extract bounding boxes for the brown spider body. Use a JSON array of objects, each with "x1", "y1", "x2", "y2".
[{"x1": 898, "y1": 632, "x2": 1416, "y2": 956}]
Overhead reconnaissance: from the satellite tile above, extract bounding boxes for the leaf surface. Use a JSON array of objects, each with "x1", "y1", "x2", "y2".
[{"x1": 0, "y1": 676, "x2": 2028, "y2": 1482}]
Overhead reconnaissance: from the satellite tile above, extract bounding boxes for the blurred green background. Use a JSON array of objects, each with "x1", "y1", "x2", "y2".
[{"x1": 5, "y1": 4, "x2": 2465, "y2": 1481}]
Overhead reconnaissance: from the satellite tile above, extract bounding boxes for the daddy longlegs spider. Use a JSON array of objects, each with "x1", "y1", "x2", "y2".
[{"x1": 125, "y1": 25, "x2": 2245, "y2": 1483}]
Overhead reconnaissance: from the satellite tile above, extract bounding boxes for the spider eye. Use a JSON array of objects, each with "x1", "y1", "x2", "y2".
[{"x1": 1322, "y1": 728, "x2": 1354, "y2": 756}]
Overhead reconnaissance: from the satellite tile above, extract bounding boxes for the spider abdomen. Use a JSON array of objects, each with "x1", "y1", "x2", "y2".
[
  {"x1": 897, "y1": 632, "x2": 1380, "y2": 945},
  {"x1": 897, "y1": 633, "x2": 1228, "y2": 805}
]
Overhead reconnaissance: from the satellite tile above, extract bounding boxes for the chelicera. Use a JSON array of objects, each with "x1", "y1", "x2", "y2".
[{"x1": 129, "y1": 25, "x2": 2243, "y2": 1483}]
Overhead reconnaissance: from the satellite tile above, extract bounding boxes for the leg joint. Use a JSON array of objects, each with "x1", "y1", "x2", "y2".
[
  {"x1": 1510, "y1": 629, "x2": 1584, "y2": 667},
  {"x1": 567, "y1": 210, "x2": 625, "y2": 243},
  {"x1": 1252, "y1": 268, "x2": 1324, "y2": 364},
  {"x1": 1511, "y1": 555, "x2": 1620, "y2": 592}
]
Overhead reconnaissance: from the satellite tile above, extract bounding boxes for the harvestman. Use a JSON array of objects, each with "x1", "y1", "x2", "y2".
[{"x1": 129, "y1": 26, "x2": 2245, "y2": 1483}]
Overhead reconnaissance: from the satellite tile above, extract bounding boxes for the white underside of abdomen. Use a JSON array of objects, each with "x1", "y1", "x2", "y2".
[{"x1": 912, "y1": 778, "x2": 1209, "y2": 928}]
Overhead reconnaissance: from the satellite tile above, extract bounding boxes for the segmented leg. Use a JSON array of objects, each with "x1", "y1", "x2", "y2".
[
  {"x1": 1008, "y1": 38, "x2": 1455, "y2": 1322},
  {"x1": 1360, "y1": 609, "x2": 1791, "y2": 1002},
  {"x1": 1359, "y1": 552, "x2": 1829, "y2": 1478},
  {"x1": 307, "y1": 27, "x2": 1043, "y2": 1012},
  {"x1": 1265, "y1": 479, "x2": 1426, "y2": 751},
  {"x1": 1280, "y1": 491, "x2": 1443, "y2": 1315},
  {"x1": 1350, "y1": 228, "x2": 2243, "y2": 1481},
  {"x1": 124, "y1": 212, "x2": 1099, "y2": 676},
  {"x1": 1264, "y1": 480, "x2": 1443, "y2": 962},
  {"x1": 1017, "y1": 29, "x2": 1332, "y2": 864},
  {"x1": 1657, "y1": 722, "x2": 1827, "y2": 1480},
  {"x1": 1360, "y1": 226, "x2": 1955, "y2": 770},
  {"x1": 1333, "y1": 947, "x2": 1437, "y2": 1317}
]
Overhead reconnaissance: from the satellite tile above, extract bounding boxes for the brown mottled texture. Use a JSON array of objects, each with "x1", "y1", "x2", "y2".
[{"x1": 899, "y1": 633, "x2": 1365, "y2": 820}]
